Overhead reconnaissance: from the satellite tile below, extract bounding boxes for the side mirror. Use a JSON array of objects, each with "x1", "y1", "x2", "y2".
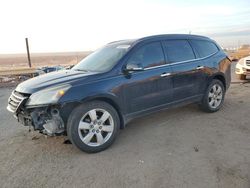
[{"x1": 125, "y1": 63, "x2": 144, "y2": 72}]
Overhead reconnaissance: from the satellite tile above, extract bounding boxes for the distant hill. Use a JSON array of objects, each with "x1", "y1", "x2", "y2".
[{"x1": 0, "y1": 51, "x2": 92, "y2": 70}]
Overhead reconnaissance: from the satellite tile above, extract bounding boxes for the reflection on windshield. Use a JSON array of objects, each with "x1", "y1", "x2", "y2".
[{"x1": 72, "y1": 44, "x2": 130, "y2": 72}]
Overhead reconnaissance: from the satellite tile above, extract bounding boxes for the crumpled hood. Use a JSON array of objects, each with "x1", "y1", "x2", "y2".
[{"x1": 16, "y1": 70, "x2": 98, "y2": 94}]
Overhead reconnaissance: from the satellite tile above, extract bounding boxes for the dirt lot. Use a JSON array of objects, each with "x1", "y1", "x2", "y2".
[{"x1": 0, "y1": 82, "x2": 250, "y2": 188}]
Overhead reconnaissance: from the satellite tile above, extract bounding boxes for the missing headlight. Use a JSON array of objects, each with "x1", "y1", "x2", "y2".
[{"x1": 30, "y1": 107, "x2": 65, "y2": 136}]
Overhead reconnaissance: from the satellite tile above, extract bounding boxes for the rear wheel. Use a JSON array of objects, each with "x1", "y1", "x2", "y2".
[
  {"x1": 67, "y1": 101, "x2": 120, "y2": 153},
  {"x1": 238, "y1": 74, "x2": 246, "y2": 80},
  {"x1": 199, "y1": 79, "x2": 225, "y2": 113}
]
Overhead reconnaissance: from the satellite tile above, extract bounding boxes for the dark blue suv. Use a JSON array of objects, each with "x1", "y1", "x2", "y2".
[{"x1": 7, "y1": 34, "x2": 231, "y2": 152}]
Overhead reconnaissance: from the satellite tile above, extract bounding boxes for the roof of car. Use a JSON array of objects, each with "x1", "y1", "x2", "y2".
[
  {"x1": 138, "y1": 34, "x2": 211, "y2": 42},
  {"x1": 108, "y1": 34, "x2": 212, "y2": 47}
]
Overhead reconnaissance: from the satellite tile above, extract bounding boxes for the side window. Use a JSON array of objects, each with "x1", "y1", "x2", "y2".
[
  {"x1": 164, "y1": 40, "x2": 195, "y2": 63},
  {"x1": 127, "y1": 42, "x2": 165, "y2": 69},
  {"x1": 190, "y1": 40, "x2": 219, "y2": 58}
]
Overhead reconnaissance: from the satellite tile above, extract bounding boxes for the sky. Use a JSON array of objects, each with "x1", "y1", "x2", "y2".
[{"x1": 0, "y1": 0, "x2": 250, "y2": 54}]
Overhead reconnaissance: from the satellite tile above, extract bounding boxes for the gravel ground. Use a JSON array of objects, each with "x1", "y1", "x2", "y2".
[{"x1": 0, "y1": 82, "x2": 250, "y2": 188}]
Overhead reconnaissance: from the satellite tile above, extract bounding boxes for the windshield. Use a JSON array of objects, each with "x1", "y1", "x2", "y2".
[{"x1": 72, "y1": 43, "x2": 130, "y2": 72}]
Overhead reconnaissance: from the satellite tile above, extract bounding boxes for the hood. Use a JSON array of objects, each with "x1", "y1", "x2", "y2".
[{"x1": 16, "y1": 70, "x2": 98, "y2": 94}]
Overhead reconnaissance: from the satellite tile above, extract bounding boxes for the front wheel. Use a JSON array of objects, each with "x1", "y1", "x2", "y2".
[
  {"x1": 199, "y1": 79, "x2": 225, "y2": 113},
  {"x1": 67, "y1": 101, "x2": 120, "y2": 153}
]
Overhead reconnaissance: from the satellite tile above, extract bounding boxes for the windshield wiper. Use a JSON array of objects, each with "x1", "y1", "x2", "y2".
[{"x1": 73, "y1": 69, "x2": 90, "y2": 72}]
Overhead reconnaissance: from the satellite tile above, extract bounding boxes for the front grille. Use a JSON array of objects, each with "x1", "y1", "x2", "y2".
[
  {"x1": 246, "y1": 60, "x2": 250, "y2": 66},
  {"x1": 7, "y1": 91, "x2": 29, "y2": 113}
]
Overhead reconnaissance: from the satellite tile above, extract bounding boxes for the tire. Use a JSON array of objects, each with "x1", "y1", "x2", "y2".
[
  {"x1": 199, "y1": 79, "x2": 225, "y2": 113},
  {"x1": 67, "y1": 101, "x2": 120, "y2": 153},
  {"x1": 238, "y1": 74, "x2": 246, "y2": 80}
]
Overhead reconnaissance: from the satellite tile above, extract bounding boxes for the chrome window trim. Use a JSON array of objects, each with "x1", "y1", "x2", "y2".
[{"x1": 144, "y1": 51, "x2": 218, "y2": 71}]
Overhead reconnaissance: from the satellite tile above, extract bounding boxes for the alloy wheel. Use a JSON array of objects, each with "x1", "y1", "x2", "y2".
[
  {"x1": 78, "y1": 108, "x2": 114, "y2": 147},
  {"x1": 208, "y1": 84, "x2": 223, "y2": 109}
]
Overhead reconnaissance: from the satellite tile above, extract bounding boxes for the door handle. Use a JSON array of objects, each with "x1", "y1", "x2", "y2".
[
  {"x1": 161, "y1": 72, "x2": 172, "y2": 77},
  {"x1": 196, "y1": 66, "x2": 204, "y2": 70}
]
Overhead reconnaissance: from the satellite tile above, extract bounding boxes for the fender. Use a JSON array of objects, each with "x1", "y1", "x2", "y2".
[
  {"x1": 81, "y1": 93, "x2": 125, "y2": 129},
  {"x1": 207, "y1": 72, "x2": 227, "y2": 90}
]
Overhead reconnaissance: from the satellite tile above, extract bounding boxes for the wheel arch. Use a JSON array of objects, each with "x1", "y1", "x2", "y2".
[
  {"x1": 82, "y1": 95, "x2": 125, "y2": 129},
  {"x1": 210, "y1": 73, "x2": 226, "y2": 89}
]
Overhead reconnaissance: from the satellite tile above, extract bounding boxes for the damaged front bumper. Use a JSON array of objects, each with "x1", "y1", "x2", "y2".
[{"x1": 7, "y1": 90, "x2": 65, "y2": 136}]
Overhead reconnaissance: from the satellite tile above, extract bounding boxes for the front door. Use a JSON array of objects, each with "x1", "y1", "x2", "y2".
[{"x1": 122, "y1": 41, "x2": 173, "y2": 114}]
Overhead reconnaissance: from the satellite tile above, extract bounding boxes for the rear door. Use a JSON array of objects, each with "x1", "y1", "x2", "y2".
[
  {"x1": 123, "y1": 41, "x2": 173, "y2": 114},
  {"x1": 163, "y1": 39, "x2": 207, "y2": 101},
  {"x1": 189, "y1": 39, "x2": 220, "y2": 93}
]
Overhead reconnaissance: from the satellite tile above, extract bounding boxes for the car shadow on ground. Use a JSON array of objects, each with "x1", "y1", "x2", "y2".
[{"x1": 18, "y1": 103, "x2": 201, "y2": 155}]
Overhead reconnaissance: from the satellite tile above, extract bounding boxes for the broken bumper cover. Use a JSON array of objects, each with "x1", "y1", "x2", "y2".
[{"x1": 7, "y1": 90, "x2": 65, "y2": 135}]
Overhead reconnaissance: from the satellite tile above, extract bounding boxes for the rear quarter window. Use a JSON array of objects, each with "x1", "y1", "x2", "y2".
[{"x1": 190, "y1": 40, "x2": 219, "y2": 58}]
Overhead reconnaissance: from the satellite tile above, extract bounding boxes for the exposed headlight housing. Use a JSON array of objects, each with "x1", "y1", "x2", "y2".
[{"x1": 26, "y1": 84, "x2": 71, "y2": 106}]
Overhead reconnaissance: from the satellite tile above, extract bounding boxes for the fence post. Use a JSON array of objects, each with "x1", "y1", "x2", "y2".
[{"x1": 25, "y1": 38, "x2": 32, "y2": 68}]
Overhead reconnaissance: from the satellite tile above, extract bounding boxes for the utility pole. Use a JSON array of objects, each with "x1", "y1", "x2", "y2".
[{"x1": 25, "y1": 38, "x2": 32, "y2": 68}]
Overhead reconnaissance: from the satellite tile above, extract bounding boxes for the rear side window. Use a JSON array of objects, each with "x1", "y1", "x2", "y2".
[
  {"x1": 164, "y1": 40, "x2": 195, "y2": 63},
  {"x1": 127, "y1": 42, "x2": 165, "y2": 69},
  {"x1": 190, "y1": 40, "x2": 219, "y2": 58}
]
